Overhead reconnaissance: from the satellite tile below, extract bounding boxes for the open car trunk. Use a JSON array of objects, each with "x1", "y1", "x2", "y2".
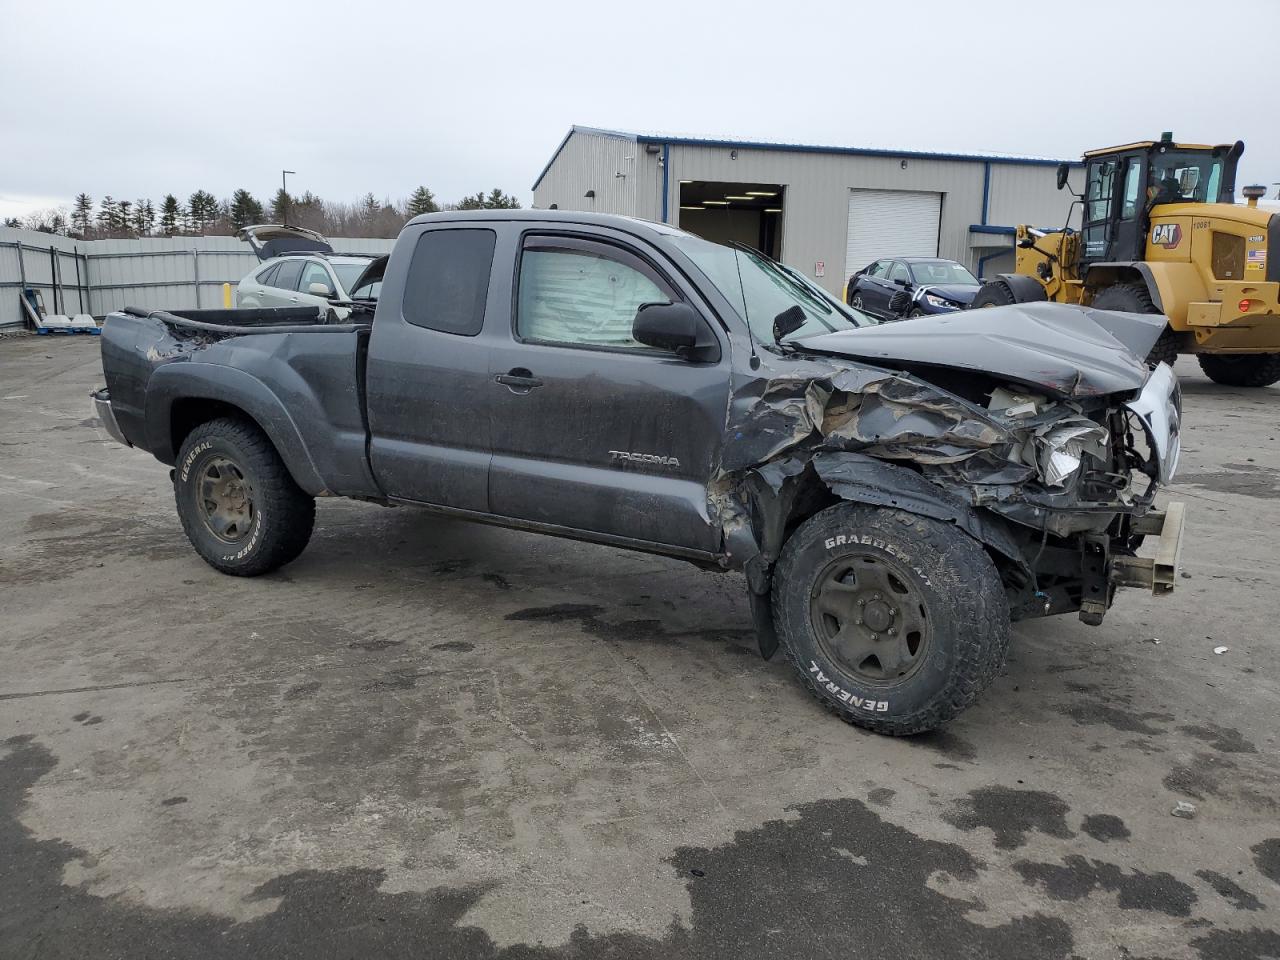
[{"x1": 237, "y1": 224, "x2": 333, "y2": 261}]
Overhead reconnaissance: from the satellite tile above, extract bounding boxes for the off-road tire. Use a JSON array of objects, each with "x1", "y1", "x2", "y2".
[
  {"x1": 772, "y1": 504, "x2": 1010, "y2": 736},
  {"x1": 1091, "y1": 283, "x2": 1177, "y2": 366},
  {"x1": 1197, "y1": 353, "x2": 1280, "y2": 388},
  {"x1": 970, "y1": 281, "x2": 1016, "y2": 309},
  {"x1": 174, "y1": 417, "x2": 315, "y2": 576}
]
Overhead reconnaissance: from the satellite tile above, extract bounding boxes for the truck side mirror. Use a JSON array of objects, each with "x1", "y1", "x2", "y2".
[
  {"x1": 633, "y1": 302, "x2": 718, "y2": 361},
  {"x1": 1056, "y1": 163, "x2": 1070, "y2": 191}
]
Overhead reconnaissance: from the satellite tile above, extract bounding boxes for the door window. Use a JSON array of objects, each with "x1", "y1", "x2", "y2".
[
  {"x1": 255, "y1": 263, "x2": 281, "y2": 287},
  {"x1": 517, "y1": 238, "x2": 672, "y2": 350},
  {"x1": 300, "y1": 261, "x2": 335, "y2": 296},
  {"x1": 1120, "y1": 159, "x2": 1142, "y2": 220},
  {"x1": 402, "y1": 229, "x2": 496, "y2": 335},
  {"x1": 274, "y1": 260, "x2": 304, "y2": 292},
  {"x1": 867, "y1": 261, "x2": 887, "y2": 278},
  {"x1": 888, "y1": 262, "x2": 911, "y2": 283}
]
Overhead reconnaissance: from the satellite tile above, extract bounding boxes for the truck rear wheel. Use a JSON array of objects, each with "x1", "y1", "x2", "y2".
[
  {"x1": 1090, "y1": 283, "x2": 1177, "y2": 366},
  {"x1": 1197, "y1": 353, "x2": 1280, "y2": 388},
  {"x1": 772, "y1": 504, "x2": 1009, "y2": 736},
  {"x1": 174, "y1": 417, "x2": 315, "y2": 576}
]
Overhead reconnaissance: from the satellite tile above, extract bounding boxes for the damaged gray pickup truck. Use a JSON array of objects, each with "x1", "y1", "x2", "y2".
[{"x1": 94, "y1": 210, "x2": 1184, "y2": 735}]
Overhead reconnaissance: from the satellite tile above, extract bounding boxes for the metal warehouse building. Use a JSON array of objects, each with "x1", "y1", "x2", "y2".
[{"x1": 532, "y1": 125, "x2": 1081, "y2": 298}]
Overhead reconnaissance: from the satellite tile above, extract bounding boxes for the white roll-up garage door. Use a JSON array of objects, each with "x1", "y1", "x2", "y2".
[{"x1": 844, "y1": 189, "x2": 942, "y2": 284}]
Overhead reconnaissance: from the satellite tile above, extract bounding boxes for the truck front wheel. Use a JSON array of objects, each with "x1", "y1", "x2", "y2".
[
  {"x1": 1196, "y1": 353, "x2": 1280, "y2": 388},
  {"x1": 772, "y1": 504, "x2": 1009, "y2": 736},
  {"x1": 174, "y1": 417, "x2": 315, "y2": 576}
]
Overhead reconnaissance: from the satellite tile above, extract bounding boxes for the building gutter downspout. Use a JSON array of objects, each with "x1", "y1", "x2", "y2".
[{"x1": 661, "y1": 143, "x2": 671, "y2": 224}]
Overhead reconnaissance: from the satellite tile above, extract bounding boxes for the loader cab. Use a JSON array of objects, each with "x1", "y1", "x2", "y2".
[{"x1": 1074, "y1": 137, "x2": 1243, "y2": 266}]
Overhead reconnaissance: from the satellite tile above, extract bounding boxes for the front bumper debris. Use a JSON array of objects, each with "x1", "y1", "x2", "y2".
[
  {"x1": 1111, "y1": 502, "x2": 1186, "y2": 596},
  {"x1": 91, "y1": 387, "x2": 130, "y2": 447}
]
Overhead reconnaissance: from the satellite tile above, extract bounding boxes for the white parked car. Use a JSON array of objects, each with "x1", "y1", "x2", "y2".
[{"x1": 235, "y1": 225, "x2": 378, "y2": 315}]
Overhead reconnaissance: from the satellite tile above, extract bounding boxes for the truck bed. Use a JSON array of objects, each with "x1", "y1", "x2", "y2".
[{"x1": 100, "y1": 308, "x2": 380, "y2": 498}]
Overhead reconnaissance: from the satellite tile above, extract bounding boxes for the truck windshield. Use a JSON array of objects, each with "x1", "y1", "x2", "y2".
[
  {"x1": 332, "y1": 262, "x2": 372, "y2": 295},
  {"x1": 669, "y1": 235, "x2": 872, "y2": 344}
]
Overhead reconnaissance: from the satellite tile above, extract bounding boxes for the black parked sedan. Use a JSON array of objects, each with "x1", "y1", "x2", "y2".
[{"x1": 846, "y1": 257, "x2": 980, "y2": 320}]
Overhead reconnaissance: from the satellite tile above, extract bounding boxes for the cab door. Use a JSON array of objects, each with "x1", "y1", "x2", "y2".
[
  {"x1": 365, "y1": 225, "x2": 501, "y2": 511},
  {"x1": 486, "y1": 229, "x2": 730, "y2": 553}
]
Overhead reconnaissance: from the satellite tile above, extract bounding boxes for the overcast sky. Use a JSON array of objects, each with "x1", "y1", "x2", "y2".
[{"x1": 2, "y1": 0, "x2": 1277, "y2": 220}]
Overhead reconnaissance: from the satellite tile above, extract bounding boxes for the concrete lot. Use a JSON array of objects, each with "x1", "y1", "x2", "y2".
[{"x1": 1, "y1": 334, "x2": 1277, "y2": 959}]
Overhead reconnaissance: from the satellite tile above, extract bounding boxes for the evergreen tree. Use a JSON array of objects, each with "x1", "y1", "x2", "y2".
[
  {"x1": 456, "y1": 188, "x2": 521, "y2": 211},
  {"x1": 269, "y1": 187, "x2": 292, "y2": 223},
  {"x1": 407, "y1": 186, "x2": 438, "y2": 216},
  {"x1": 187, "y1": 190, "x2": 218, "y2": 231},
  {"x1": 71, "y1": 193, "x2": 94, "y2": 236},
  {"x1": 159, "y1": 194, "x2": 181, "y2": 235},
  {"x1": 115, "y1": 199, "x2": 133, "y2": 233},
  {"x1": 485, "y1": 188, "x2": 520, "y2": 209},
  {"x1": 131, "y1": 199, "x2": 153, "y2": 236},
  {"x1": 97, "y1": 196, "x2": 118, "y2": 231},
  {"x1": 3, "y1": 217, "x2": 20, "y2": 228},
  {"x1": 229, "y1": 189, "x2": 264, "y2": 230}
]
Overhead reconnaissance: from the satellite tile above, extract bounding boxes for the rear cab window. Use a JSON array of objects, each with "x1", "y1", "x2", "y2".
[{"x1": 402, "y1": 229, "x2": 496, "y2": 335}]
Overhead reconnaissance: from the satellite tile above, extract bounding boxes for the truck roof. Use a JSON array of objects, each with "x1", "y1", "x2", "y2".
[{"x1": 404, "y1": 208, "x2": 685, "y2": 239}]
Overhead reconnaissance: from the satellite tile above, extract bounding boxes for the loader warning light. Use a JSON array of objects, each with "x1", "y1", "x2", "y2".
[{"x1": 1239, "y1": 299, "x2": 1253, "y2": 312}]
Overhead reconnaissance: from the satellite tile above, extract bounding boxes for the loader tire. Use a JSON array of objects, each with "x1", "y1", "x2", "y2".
[
  {"x1": 174, "y1": 417, "x2": 315, "y2": 576},
  {"x1": 970, "y1": 281, "x2": 1016, "y2": 309},
  {"x1": 772, "y1": 503, "x2": 1010, "y2": 736},
  {"x1": 1090, "y1": 283, "x2": 1176, "y2": 366},
  {"x1": 1196, "y1": 353, "x2": 1280, "y2": 388}
]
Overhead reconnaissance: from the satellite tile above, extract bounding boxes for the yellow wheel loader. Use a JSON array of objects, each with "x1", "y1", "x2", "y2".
[{"x1": 972, "y1": 134, "x2": 1280, "y2": 387}]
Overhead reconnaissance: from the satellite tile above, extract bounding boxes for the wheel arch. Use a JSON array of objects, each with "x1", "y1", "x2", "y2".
[
  {"x1": 145, "y1": 364, "x2": 329, "y2": 496},
  {"x1": 1084, "y1": 261, "x2": 1206, "y2": 327},
  {"x1": 739, "y1": 453, "x2": 1030, "y2": 658}
]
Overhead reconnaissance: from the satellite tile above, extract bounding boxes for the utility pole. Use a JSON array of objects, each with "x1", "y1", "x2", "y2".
[{"x1": 282, "y1": 169, "x2": 295, "y2": 224}]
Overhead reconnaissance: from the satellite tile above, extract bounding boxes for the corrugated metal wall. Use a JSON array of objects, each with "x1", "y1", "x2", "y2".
[
  {"x1": 0, "y1": 228, "x2": 395, "y2": 330},
  {"x1": 532, "y1": 130, "x2": 641, "y2": 216},
  {"x1": 533, "y1": 132, "x2": 1075, "y2": 298}
]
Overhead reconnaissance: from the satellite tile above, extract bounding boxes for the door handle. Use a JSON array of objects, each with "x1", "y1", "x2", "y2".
[{"x1": 495, "y1": 369, "x2": 543, "y2": 393}]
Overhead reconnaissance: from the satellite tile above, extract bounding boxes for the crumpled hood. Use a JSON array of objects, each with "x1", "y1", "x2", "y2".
[
  {"x1": 917, "y1": 283, "x2": 979, "y2": 304},
  {"x1": 797, "y1": 302, "x2": 1165, "y2": 398}
]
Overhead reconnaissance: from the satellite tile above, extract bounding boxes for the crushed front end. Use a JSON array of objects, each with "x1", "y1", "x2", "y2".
[{"x1": 717, "y1": 329, "x2": 1185, "y2": 630}]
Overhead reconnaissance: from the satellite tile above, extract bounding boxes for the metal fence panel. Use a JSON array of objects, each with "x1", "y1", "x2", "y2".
[{"x1": 0, "y1": 228, "x2": 397, "y2": 330}]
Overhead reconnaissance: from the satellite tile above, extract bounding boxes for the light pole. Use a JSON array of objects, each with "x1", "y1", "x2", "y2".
[{"x1": 281, "y1": 169, "x2": 296, "y2": 224}]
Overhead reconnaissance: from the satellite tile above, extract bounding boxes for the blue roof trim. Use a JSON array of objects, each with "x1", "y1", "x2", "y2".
[
  {"x1": 533, "y1": 125, "x2": 1083, "y2": 192},
  {"x1": 969, "y1": 224, "x2": 1017, "y2": 235},
  {"x1": 631, "y1": 132, "x2": 1080, "y2": 168},
  {"x1": 531, "y1": 126, "x2": 638, "y2": 191}
]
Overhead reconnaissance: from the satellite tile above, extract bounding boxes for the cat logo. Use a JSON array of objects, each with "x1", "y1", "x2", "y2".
[{"x1": 1151, "y1": 223, "x2": 1182, "y2": 249}]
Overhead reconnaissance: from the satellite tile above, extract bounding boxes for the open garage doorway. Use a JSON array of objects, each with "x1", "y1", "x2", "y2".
[{"x1": 676, "y1": 181, "x2": 784, "y2": 258}]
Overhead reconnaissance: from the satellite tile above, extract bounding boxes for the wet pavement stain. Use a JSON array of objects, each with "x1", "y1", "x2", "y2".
[
  {"x1": 1013, "y1": 855, "x2": 1197, "y2": 916},
  {"x1": 1252, "y1": 839, "x2": 1280, "y2": 885},
  {"x1": 430, "y1": 641, "x2": 475, "y2": 653},
  {"x1": 348, "y1": 639, "x2": 404, "y2": 652},
  {"x1": 1059, "y1": 701, "x2": 1174, "y2": 736},
  {"x1": 1081, "y1": 814, "x2": 1130, "y2": 844},
  {"x1": 945, "y1": 786, "x2": 1075, "y2": 850},
  {"x1": 283, "y1": 681, "x2": 321, "y2": 701},
  {"x1": 1163, "y1": 753, "x2": 1237, "y2": 801},
  {"x1": 867, "y1": 787, "x2": 895, "y2": 806},
  {"x1": 504, "y1": 604, "x2": 755, "y2": 655},
  {"x1": 1179, "y1": 724, "x2": 1258, "y2": 755},
  {"x1": 1176, "y1": 464, "x2": 1280, "y2": 500},
  {"x1": 2, "y1": 735, "x2": 1079, "y2": 960},
  {"x1": 907, "y1": 729, "x2": 978, "y2": 763},
  {"x1": 1195, "y1": 870, "x2": 1263, "y2": 911}
]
